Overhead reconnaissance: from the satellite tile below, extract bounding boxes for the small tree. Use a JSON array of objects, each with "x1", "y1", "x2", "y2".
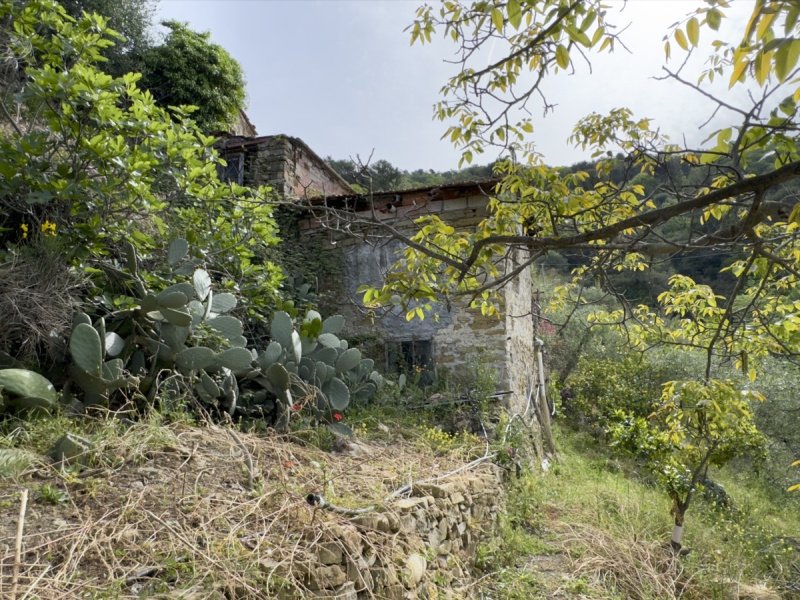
[{"x1": 610, "y1": 379, "x2": 765, "y2": 551}]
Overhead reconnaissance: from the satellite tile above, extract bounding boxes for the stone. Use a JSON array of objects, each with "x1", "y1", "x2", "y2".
[
  {"x1": 383, "y1": 585, "x2": 406, "y2": 600},
  {"x1": 394, "y1": 497, "x2": 428, "y2": 511},
  {"x1": 405, "y1": 553, "x2": 427, "y2": 586},
  {"x1": 346, "y1": 558, "x2": 373, "y2": 591},
  {"x1": 317, "y1": 542, "x2": 343, "y2": 565},
  {"x1": 427, "y1": 529, "x2": 443, "y2": 552},
  {"x1": 308, "y1": 582, "x2": 357, "y2": 599},
  {"x1": 305, "y1": 565, "x2": 347, "y2": 591}
]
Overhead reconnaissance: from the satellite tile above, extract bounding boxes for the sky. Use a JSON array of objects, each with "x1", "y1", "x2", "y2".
[{"x1": 155, "y1": 0, "x2": 753, "y2": 172}]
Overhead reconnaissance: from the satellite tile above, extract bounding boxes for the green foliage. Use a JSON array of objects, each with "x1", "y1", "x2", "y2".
[
  {"x1": 59, "y1": 0, "x2": 155, "y2": 76},
  {"x1": 0, "y1": 0, "x2": 282, "y2": 333},
  {"x1": 140, "y1": 20, "x2": 246, "y2": 132},
  {"x1": 0, "y1": 368, "x2": 58, "y2": 413},
  {"x1": 565, "y1": 355, "x2": 668, "y2": 428},
  {"x1": 609, "y1": 379, "x2": 765, "y2": 546},
  {"x1": 499, "y1": 427, "x2": 800, "y2": 599},
  {"x1": 60, "y1": 240, "x2": 383, "y2": 430},
  {"x1": 326, "y1": 155, "x2": 496, "y2": 192}
]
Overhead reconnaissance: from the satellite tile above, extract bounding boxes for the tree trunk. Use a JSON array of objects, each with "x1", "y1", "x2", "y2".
[{"x1": 670, "y1": 511, "x2": 685, "y2": 552}]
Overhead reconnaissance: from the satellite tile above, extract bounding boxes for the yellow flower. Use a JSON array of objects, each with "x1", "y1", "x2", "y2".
[
  {"x1": 40, "y1": 220, "x2": 57, "y2": 236},
  {"x1": 19, "y1": 223, "x2": 28, "y2": 239}
]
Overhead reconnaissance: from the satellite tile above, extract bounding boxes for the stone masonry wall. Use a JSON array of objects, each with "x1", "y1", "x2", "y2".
[
  {"x1": 503, "y1": 248, "x2": 536, "y2": 417},
  {"x1": 231, "y1": 136, "x2": 352, "y2": 198},
  {"x1": 270, "y1": 467, "x2": 504, "y2": 599}
]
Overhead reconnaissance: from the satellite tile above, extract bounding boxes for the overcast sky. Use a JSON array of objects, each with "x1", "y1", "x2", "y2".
[{"x1": 155, "y1": 0, "x2": 752, "y2": 172}]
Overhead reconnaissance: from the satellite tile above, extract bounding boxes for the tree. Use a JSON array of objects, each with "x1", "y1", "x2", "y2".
[
  {"x1": 139, "y1": 20, "x2": 246, "y2": 132},
  {"x1": 610, "y1": 380, "x2": 765, "y2": 550},
  {"x1": 59, "y1": 0, "x2": 156, "y2": 76},
  {"x1": 0, "y1": 0, "x2": 280, "y2": 326},
  {"x1": 319, "y1": 0, "x2": 800, "y2": 549}
]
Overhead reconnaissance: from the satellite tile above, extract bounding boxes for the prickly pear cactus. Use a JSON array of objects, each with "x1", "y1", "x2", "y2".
[{"x1": 63, "y1": 239, "x2": 386, "y2": 432}]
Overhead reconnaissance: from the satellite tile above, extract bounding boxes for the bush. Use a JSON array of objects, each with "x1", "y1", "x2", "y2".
[{"x1": 564, "y1": 354, "x2": 668, "y2": 430}]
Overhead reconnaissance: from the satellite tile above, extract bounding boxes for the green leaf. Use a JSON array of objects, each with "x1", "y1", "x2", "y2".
[
  {"x1": 318, "y1": 333, "x2": 341, "y2": 348},
  {"x1": 706, "y1": 8, "x2": 722, "y2": 31},
  {"x1": 176, "y1": 347, "x2": 216, "y2": 371},
  {"x1": 157, "y1": 290, "x2": 189, "y2": 309},
  {"x1": 193, "y1": 269, "x2": 212, "y2": 300},
  {"x1": 70, "y1": 323, "x2": 103, "y2": 376},
  {"x1": 210, "y1": 292, "x2": 237, "y2": 314},
  {"x1": 167, "y1": 238, "x2": 189, "y2": 265},
  {"x1": 322, "y1": 315, "x2": 345, "y2": 335},
  {"x1": 555, "y1": 44, "x2": 570, "y2": 69},
  {"x1": 160, "y1": 307, "x2": 193, "y2": 328},
  {"x1": 774, "y1": 39, "x2": 800, "y2": 82},
  {"x1": 491, "y1": 7, "x2": 504, "y2": 32},
  {"x1": 507, "y1": 0, "x2": 521, "y2": 29},
  {"x1": 207, "y1": 315, "x2": 244, "y2": 340},
  {"x1": 104, "y1": 332, "x2": 125, "y2": 357},
  {"x1": 216, "y1": 347, "x2": 253, "y2": 373},
  {"x1": 335, "y1": 348, "x2": 362, "y2": 373},
  {"x1": 265, "y1": 363, "x2": 290, "y2": 390},
  {"x1": 325, "y1": 377, "x2": 350, "y2": 411},
  {"x1": 270, "y1": 311, "x2": 295, "y2": 351},
  {"x1": 686, "y1": 17, "x2": 699, "y2": 47}
]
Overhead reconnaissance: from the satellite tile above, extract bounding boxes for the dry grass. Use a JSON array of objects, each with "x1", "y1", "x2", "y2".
[
  {"x1": 561, "y1": 522, "x2": 694, "y2": 599},
  {"x1": 0, "y1": 247, "x2": 84, "y2": 366},
  {"x1": 0, "y1": 419, "x2": 479, "y2": 598}
]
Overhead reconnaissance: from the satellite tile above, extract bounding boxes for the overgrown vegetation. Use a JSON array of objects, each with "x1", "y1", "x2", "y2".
[{"x1": 475, "y1": 427, "x2": 800, "y2": 599}]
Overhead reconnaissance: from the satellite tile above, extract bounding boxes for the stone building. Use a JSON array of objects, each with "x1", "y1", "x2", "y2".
[
  {"x1": 218, "y1": 133, "x2": 353, "y2": 198},
  {"x1": 297, "y1": 182, "x2": 538, "y2": 419},
  {"x1": 219, "y1": 135, "x2": 540, "y2": 421}
]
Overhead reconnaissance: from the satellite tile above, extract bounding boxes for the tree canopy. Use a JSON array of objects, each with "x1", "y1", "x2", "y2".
[
  {"x1": 140, "y1": 20, "x2": 246, "y2": 132},
  {"x1": 357, "y1": 1, "x2": 800, "y2": 373},
  {"x1": 59, "y1": 0, "x2": 156, "y2": 76},
  {"x1": 333, "y1": 0, "x2": 800, "y2": 537}
]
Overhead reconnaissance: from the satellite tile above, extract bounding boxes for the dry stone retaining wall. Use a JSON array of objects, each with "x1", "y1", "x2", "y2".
[{"x1": 276, "y1": 468, "x2": 504, "y2": 599}]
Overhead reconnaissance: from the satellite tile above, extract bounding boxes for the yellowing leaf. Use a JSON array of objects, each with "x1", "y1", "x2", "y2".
[
  {"x1": 729, "y1": 50, "x2": 749, "y2": 88},
  {"x1": 674, "y1": 28, "x2": 688, "y2": 51},
  {"x1": 755, "y1": 50, "x2": 772, "y2": 85},
  {"x1": 686, "y1": 17, "x2": 699, "y2": 46},
  {"x1": 756, "y1": 8, "x2": 777, "y2": 41},
  {"x1": 556, "y1": 44, "x2": 570, "y2": 69}
]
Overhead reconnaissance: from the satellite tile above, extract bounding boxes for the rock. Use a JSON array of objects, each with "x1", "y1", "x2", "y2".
[
  {"x1": 405, "y1": 553, "x2": 426, "y2": 586},
  {"x1": 394, "y1": 497, "x2": 429, "y2": 511},
  {"x1": 346, "y1": 558, "x2": 373, "y2": 591},
  {"x1": 305, "y1": 565, "x2": 347, "y2": 591},
  {"x1": 308, "y1": 581, "x2": 357, "y2": 599},
  {"x1": 317, "y1": 542, "x2": 343, "y2": 565}
]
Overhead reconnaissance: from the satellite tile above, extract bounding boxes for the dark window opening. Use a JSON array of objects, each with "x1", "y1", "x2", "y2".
[
  {"x1": 386, "y1": 339, "x2": 434, "y2": 386},
  {"x1": 219, "y1": 152, "x2": 244, "y2": 184}
]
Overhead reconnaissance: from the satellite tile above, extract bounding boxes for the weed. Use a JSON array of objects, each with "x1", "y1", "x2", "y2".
[{"x1": 39, "y1": 482, "x2": 67, "y2": 504}]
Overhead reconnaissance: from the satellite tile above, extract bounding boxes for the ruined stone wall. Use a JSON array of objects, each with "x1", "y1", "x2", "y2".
[
  {"x1": 274, "y1": 468, "x2": 504, "y2": 599},
  {"x1": 237, "y1": 136, "x2": 351, "y2": 198},
  {"x1": 299, "y1": 198, "x2": 535, "y2": 399}
]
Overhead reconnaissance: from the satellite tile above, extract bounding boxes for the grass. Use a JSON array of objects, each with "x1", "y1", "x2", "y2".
[
  {"x1": 475, "y1": 425, "x2": 800, "y2": 599},
  {"x1": 1, "y1": 399, "x2": 796, "y2": 599}
]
